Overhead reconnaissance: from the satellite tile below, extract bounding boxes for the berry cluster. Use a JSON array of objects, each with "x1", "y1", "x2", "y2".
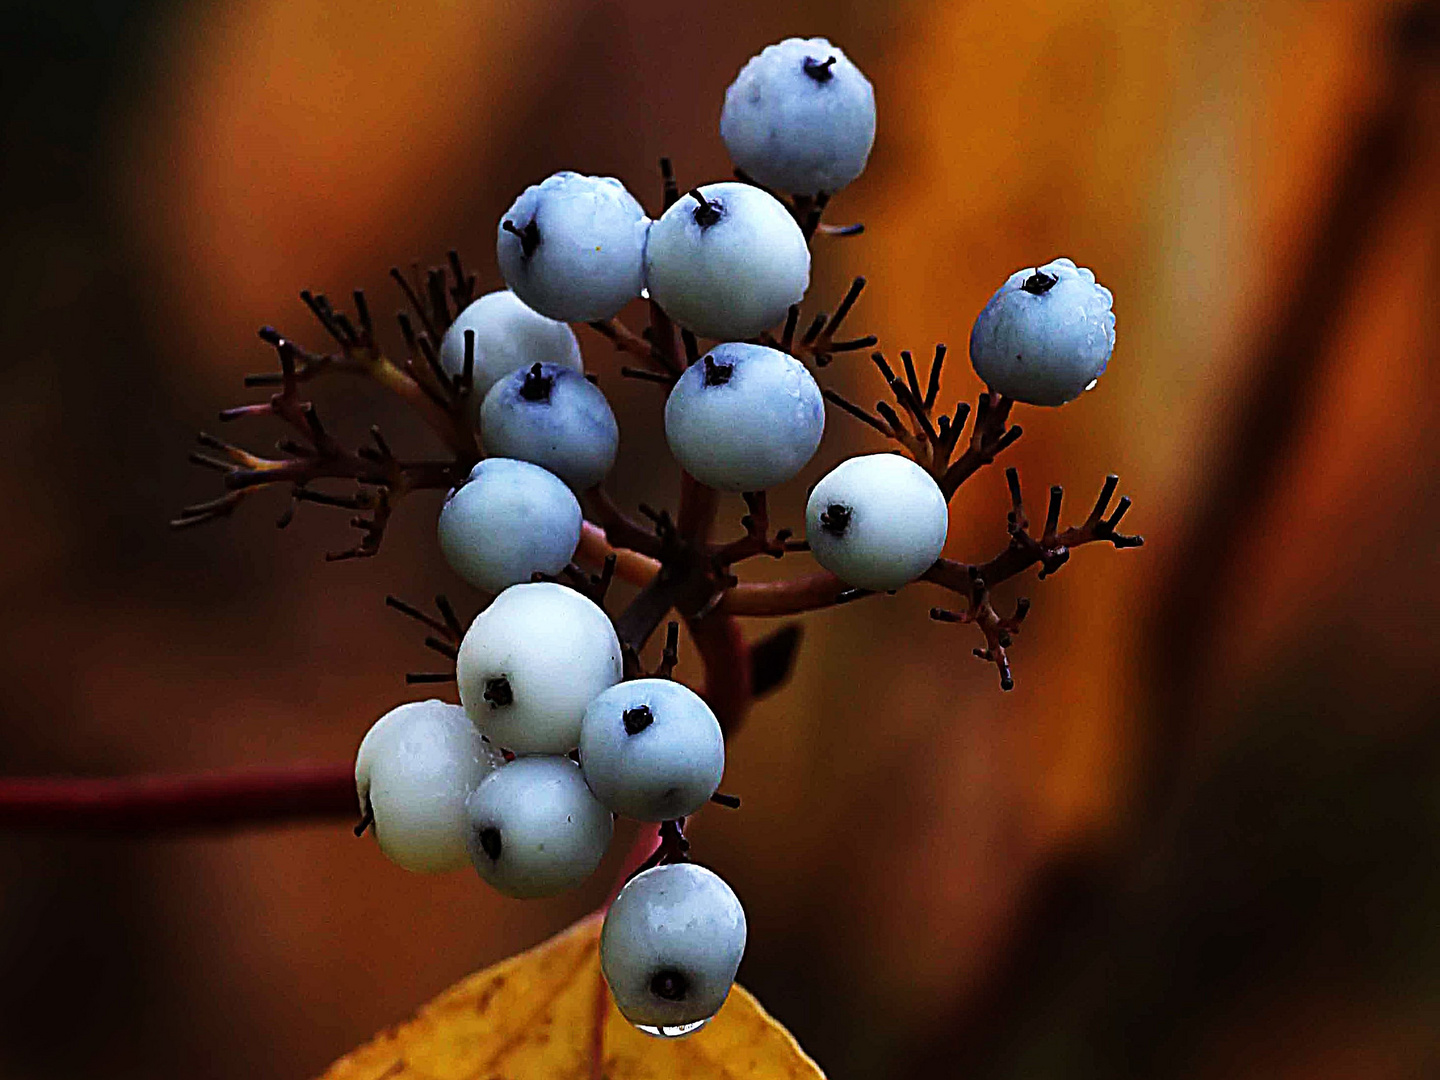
[
  {"x1": 177, "y1": 34, "x2": 1142, "y2": 1042},
  {"x1": 358, "y1": 583, "x2": 733, "y2": 1034}
]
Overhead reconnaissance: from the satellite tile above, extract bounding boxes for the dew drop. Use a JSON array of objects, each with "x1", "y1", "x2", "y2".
[{"x1": 634, "y1": 1017, "x2": 712, "y2": 1039}]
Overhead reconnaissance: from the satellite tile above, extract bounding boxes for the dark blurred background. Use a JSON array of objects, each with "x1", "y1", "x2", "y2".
[{"x1": 1, "y1": 0, "x2": 1438, "y2": 1076}]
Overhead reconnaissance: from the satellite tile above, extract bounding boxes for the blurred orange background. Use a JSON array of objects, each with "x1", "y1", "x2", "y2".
[{"x1": 1, "y1": 0, "x2": 1438, "y2": 1077}]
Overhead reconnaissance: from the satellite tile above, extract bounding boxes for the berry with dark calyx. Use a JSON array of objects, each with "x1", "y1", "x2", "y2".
[
  {"x1": 805, "y1": 453, "x2": 949, "y2": 591},
  {"x1": 702, "y1": 354, "x2": 733, "y2": 386},
  {"x1": 688, "y1": 187, "x2": 723, "y2": 229},
  {"x1": 354, "y1": 700, "x2": 504, "y2": 873},
  {"x1": 437, "y1": 458, "x2": 581, "y2": 595},
  {"x1": 803, "y1": 55, "x2": 837, "y2": 82},
  {"x1": 644, "y1": 182, "x2": 810, "y2": 340},
  {"x1": 496, "y1": 171, "x2": 650, "y2": 323},
  {"x1": 622, "y1": 705, "x2": 653, "y2": 736},
  {"x1": 480, "y1": 362, "x2": 620, "y2": 492},
  {"x1": 579, "y1": 679, "x2": 724, "y2": 821},
  {"x1": 721, "y1": 37, "x2": 876, "y2": 196},
  {"x1": 482, "y1": 676, "x2": 513, "y2": 709},
  {"x1": 518, "y1": 363, "x2": 552, "y2": 401},
  {"x1": 664, "y1": 342, "x2": 824, "y2": 492},
  {"x1": 455, "y1": 582, "x2": 622, "y2": 755},
  {"x1": 1020, "y1": 269, "x2": 1058, "y2": 295},
  {"x1": 501, "y1": 217, "x2": 540, "y2": 256},
  {"x1": 438, "y1": 289, "x2": 582, "y2": 401},
  {"x1": 819, "y1": 502, "x2": 851, "y2": 535},
  {"x1": 600, "y1": 862, "x2": 747, "y2": 1036},
  {"x1": 969, "y1": 257, "x2": 1115, "y2": 406},
  {"x1": 465, "y1": 755, "x2": 613, "y2": 898}
]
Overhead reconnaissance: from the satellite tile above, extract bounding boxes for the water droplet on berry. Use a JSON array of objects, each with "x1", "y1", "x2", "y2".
[{"x1": 634, "y1": 1018, "x2": 711, "y2": 1039}]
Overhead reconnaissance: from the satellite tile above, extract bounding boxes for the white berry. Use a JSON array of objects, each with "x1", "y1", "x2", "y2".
[
  {"x1": 455, "y1": 582, "x2": 623, "y2": 755},
  {"x1": 465, "y1": 756, "x2": 614, "y2": 898},
  {"x1": 720, "y1": 38, "x2": 876, "y2": 196},
  {"x1": 969, "y1": 257, "x2": 1115, "y2": 407},
  {"x1": 663, "y1": 342, "x2": 824, "y2": 492},
  {"x1": 601, "y1": 862, "x2": 747, "y2": 1034},
  {"x1": 497, "y1": 172, "x2": 650, "y2": 323},
  {"x1": 354, "y1": 699, "x2": 504, "y2": 873},
  {"x1": 438, "y1": 289, "x2": 583, "y2": 401},
  {"x1": 579, "y1": 679, "x2": 724, "y2": 822},
  {"x1": 644, "y1": 182, "x2": 810, "y2": 340},
  {"x1": 436, "y1": 458, "x2": 581, "y2": 595},
  {"x1": 805, "y1": 453, "x2": 948, "y2": 591},
  {"x1": 480, "y1": 363, "x2": 619, "y2": 492}
]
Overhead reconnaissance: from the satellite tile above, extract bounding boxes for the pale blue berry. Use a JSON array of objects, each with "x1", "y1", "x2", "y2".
[
  {"x1": 354, "y1": 699, "x2": 504, "y2": 873},
  {"x1": 644, "y1": 183, "x2": 809, "y2": 341},
  {"x1": 437, "y1": 459, "x2": 581, "y2": 595},
  {"x1": 497, "y1": 172, "x2": 650, "y2": 323},
  {"x1": 465, "y1": 756, "x2": 614, "y2": 898},
  {"x1": 968, "y1": 257, "x2": 1115, "y2": 407},
  {"x1": 438, "y1": 289, "x2": 582, "y2": 400},
  {"x1": 601, "y1": 862, "x2": 747, "y2": 1035},
  {"x1": 721, "y1": 37, "x2": 876, "y2": 196},
  {"x1": 579, "y1": 679, "x2": 724, "y2": 822},
  {"x1": 480, "y1": 363, "x2": 619, "y2": 492},
  {"x1": 805, "y1": 453, "x2": 948, "y2": 591},
  {"x1": 663, "y1": 342, "x2": 824, "y2": 492},
  {"x1": 455, "y1": 582, "x2": 622, "y2": 755}
]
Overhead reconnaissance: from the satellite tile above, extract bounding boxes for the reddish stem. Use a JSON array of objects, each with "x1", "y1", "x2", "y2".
[
  {"x1": 0, "y1": 764, "x2": 354, "y2": 832},
  {"x1": 718, "y1": 569, "x2": 847, "y2": 617}
]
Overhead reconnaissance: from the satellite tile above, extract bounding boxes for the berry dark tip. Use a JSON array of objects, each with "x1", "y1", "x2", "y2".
[
  {"x1": 803, "y1": 55, "x2": 837, "y2": 83},
  {"x1": 649, "y1": 967, "x2": 690, "y2": 1001},
  {"x1": 353, "y1": 804, "x2": 374, "y2": 837},
  {"x1": 622, "y1": 704, "x2": 654, "y2": 735},
  {"x1": 819, "y1": 503, "x2": 852, "y2": 536},
  {"x1": 477, "y1": 825, "x2": 502, "y2": 861},
  {"x1": 687, "y1": 188, "x2": 723, "y2": 229},
  {"x1": 502, "y1": 217, "x2": 541, "y2": 257},
  {"x1": 1021, "y1": 270, "x2": 1058, "y2": 295},
  {"x1": 483, "y1": 675, "x2": 513, "y2": 709},
  {"x1": 702, "y1": 355, "x2": 734, "y2": 387},
  {"x1": 519, "y1": 362, "x2": 553, "y2": 402}
]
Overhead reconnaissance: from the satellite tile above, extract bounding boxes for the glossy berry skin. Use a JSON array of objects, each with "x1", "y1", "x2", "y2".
[
  {"x1": 437, "y1": 289, "x2": 583, "y2": 401},
  {"x1": 601, "y1": 863, "x2": 747, "y2": 1034},
  {"x1": 496, "y1": 172, "x2": 650, "y2": 324},
  {"x1": 968, "y1": 257, "x2": 1115, "y2": 407},
  {"x1": 663, "y1": 342, "x2": 824, "y2": 492},
  {"x1": 805, "y1": 453, "x2": 948, "y2": 591},
  {"x1": 354, "y1": 700, "x2": 504, "y2": 873},
  {"x1": 644, "y1": 183, "x2": 809, "y2": 341},
  {"x1": 720, "y1": 37, "x2": 876, "y2": 197},
  {"x1": 465, "y1": 756, "x2": 614, "y2": 899},
  {"x1": 437, "y1": 459, "x2": 581, "y2": 595},
  {"x1": 480, "y1": 363, "x2": 619, "y2": 492},
  {"x1": 579, "y1": 679, "x2": 724, "y2": 822},
  {"x1": 455, "y1": 582, "x2": 623, "y2": 755}
]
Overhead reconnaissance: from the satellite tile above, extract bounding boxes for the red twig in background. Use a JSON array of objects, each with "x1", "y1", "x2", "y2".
[{"x1": 0, "y1": 765, "x2": 354, "y2": 832}]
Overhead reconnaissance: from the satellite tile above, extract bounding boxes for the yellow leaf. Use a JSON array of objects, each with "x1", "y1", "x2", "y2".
[{"x1": 318, "y1": 914, "x2": 826, "y2": 1080}]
